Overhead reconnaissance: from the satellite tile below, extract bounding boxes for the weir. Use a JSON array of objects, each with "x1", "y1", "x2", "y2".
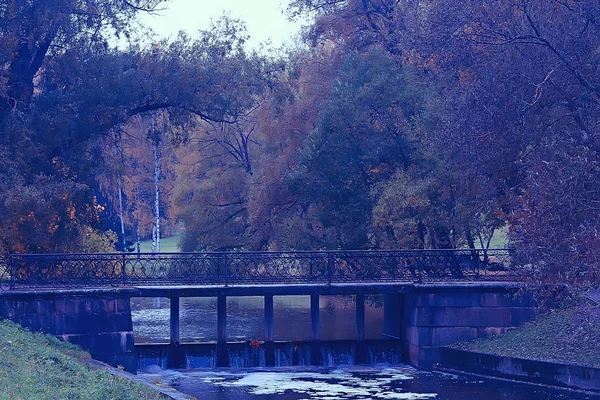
[
  {"x1": 136, "y1": 340, "x2": 404, "y2": 370},
  {"x1": 133, "y1": 286, "x2": 407, "y2": 368}
]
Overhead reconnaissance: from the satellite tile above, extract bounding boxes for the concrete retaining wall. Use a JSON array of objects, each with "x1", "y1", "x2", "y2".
[
  {"x1": 0, "y1": 288, "x2": 137, "y2": 373},
  {"x1": 402, "y1": 284, "x2": 535, "y2": 368},
  {"x1": 440, "y1": 347, "x2": 600, "y2": 392}
]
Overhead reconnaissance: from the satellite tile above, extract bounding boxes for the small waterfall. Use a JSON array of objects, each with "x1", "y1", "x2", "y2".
[{"x1": 137, "y1": 340, "x2": 403, "y2": 371}]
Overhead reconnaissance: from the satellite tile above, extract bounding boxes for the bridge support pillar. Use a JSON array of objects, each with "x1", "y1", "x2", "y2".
[
  {"x1": 383, "y1": 293, "x2": 402, "y2": 340},
  {"x1": 356, "y1": 293, "x2": 365, "y2": 341},
  {"x1": 167, "y1": 296, "x2": 185, "y2": 368},
  {"x1": 170, "y1": 297, "x2": 180, "y2": 344},
  {"x1": 354, "y1": 293, "x2": 368, "y2": 364},
  {"x1": 216, "y1": 294, "x2": 229, "y2": 367},
  {"x1": 310, "y1": 294, "x2": 321, "y2": 365},
  {"x1": 264, "y1": 295, "x2": 275, "y2": 366}
]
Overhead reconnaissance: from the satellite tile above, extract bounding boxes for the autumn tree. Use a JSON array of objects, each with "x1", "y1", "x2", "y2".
[
  {"x1": 244, "y1": 46, "x2": 344, "y2": 250},
  {"x1": 0, "y1": 0, "x2": 165, "y2": 118},
  {"x1": 0, "y1": 9, "x2": 275, "y2": 253},
  {"x1": 287, "y1": 0, "x2": 600, "y2": 288},
  {"x1": 404, "y1": 0, "x2": 600, "y2": 288}
]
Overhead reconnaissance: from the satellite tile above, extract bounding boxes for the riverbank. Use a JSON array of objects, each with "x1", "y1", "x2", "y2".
[
  {"x1": 451, "y1": 307, "x2": 600, "y2": 367},
  {"x1": 0, "y1": 320, "x2": 163, "y2": 400},
  {"x1": 437, "y1": 306, "x2": 600, "y2": 393}
]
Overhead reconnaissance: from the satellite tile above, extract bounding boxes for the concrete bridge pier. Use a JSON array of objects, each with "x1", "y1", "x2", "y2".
[
  {"x1": 310, "y1": 294, "x2": 321, "y2": 365},
  {"x1": 354, "y1": 292, "x2": 368, "y2": 364},
  {"x1": 216, "y1": 294, "x2": 229, "y2": 367},
  {"x1": 264, "y1": 295, "x2": 275, "y2": 366},
  {"x1": 167, "y1": 296, "x2": 185, "y2": 368},
  {"x1": 383, "y1": 293, "x2": 403, "y2": 340}
]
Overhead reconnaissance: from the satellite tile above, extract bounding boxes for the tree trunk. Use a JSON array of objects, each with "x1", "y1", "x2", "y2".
[
  {"x1": 466, "y1": 230, "x2": 476, "y2": 250},
  {"x1": 1, "y1": 35, "x2": 54, "y2": 118},
  {"x1": 136, "y1": 222, "x2": 141, "y2": 255},
  {"x1": 117, "y1": 176, "x2": 126, "y2": 249},
  {"x1": 152, "y1": 142, "x2": 161, "y2": 253}
]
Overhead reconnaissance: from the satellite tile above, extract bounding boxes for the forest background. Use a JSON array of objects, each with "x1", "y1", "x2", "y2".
[{"x1": 1, "y1": 0, "x2": 599, "y2": 291}]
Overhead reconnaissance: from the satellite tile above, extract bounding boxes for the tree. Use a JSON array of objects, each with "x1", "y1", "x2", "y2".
[
  {"x1": 173, "y1": 128, "x2": 252, "y2": 251},
  {"x1": 0, "y1": 12, "x2": 275, "y2": 253},
  {"x1": 0, "y1": 0, "x2": 165, "y2": 118},
  {"x1": 244, "y1": 46, "x2": 344, "y2": 250},
  {"x1": 284, "y1": 49, "x2": 422, "y2": 249}
]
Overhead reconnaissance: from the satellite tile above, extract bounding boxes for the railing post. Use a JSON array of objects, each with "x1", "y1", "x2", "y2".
[
  {"x1": 327, "y1": 253, "x2": 333, "y2": 285},
  {"x1": 122, "y1": 253, "x2": 127, "y2": 286},
  {"x1": 9, "y1": 254, "x2": 14, "y2": 290},
  {"x1": 389, "y1": 255, "x2": 397, "y2": 281},
  {"x1": 473, "y1": 249, "x2": 481, "y2": 277},
  {"x1": 224, "y1": 254, "x2": 229, "y2": 287}
]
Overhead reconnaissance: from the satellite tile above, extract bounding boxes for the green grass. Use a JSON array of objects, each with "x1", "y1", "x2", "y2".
[
  {"x1": 0, "y1": 320, "x2": 163, "y2": 400},
  {"x1": 488, "y1": 226, "x2": 508, "y2": 248},
  {"x1": 136, "y1": 228, "x2": 507, "y2": 253},
  {"x1": 453, "y1": 307, "x2": 600, "y2": 368},
  {"x1": 138, "y1": 235, "x2": 181, "y2": 253}
]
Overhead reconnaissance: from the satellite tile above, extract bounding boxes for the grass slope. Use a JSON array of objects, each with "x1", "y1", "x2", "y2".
[
  {"x1": 454, "y1": 308, "x2": 600, "y2": 368},
  {"x1": 0, "y1": 320, "x2": 162, "y2": 400}
]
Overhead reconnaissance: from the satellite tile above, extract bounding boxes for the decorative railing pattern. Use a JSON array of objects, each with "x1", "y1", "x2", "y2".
[{"x1": 0, "y1": 249, "x2": 523, "y2": 290}]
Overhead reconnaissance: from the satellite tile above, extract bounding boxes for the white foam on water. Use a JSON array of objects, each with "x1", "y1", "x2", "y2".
[{"x1": 187, "y1": 367, "x2": 437, "y2": 399}]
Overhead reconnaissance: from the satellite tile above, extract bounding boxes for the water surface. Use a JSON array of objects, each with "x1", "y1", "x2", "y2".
[
  {"x1": 132, "y1": 296, "x2": 599, "y2": 400},
  {"x1": 131, "y1": 295, "x2": 385, "y2": 343},
  {"x1": 140, "y1": 366, "x2": 598, "y2": 400}
]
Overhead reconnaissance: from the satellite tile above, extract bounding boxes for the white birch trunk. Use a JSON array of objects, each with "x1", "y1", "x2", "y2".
[
  {"x1": 152, "y1": 142, "x2": 161, "y2": 253},
  {"x1": 117, "y1": 176, "x2": 126, "y2": 248},
  {"x1": 136, "y1": 222, "x2": 141, "y2": 254}
]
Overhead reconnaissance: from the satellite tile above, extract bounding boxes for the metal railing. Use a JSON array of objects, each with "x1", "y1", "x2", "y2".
[{"x1": 0, "y1": 249, "x2": 524, "y2": 290}]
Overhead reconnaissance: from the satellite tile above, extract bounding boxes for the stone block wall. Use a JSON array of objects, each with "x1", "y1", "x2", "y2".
[
  {"x1": 441, "y1": 348, "x2": 600, "y2": 392},
  {"x1": 402, "y1": 283, "x2": 535, "y2": 369},
  {"x1": 0, "y1": 288, "x2": 137, "y2": 373}
]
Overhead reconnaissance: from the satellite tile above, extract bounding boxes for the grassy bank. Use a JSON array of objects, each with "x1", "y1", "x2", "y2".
[
  {"x1": 453, "y1": 307, "x2": 600, "y2": 368},
  {"x1": 0, "y1": 320, "x2": 162, "y2": 400},
  {"x1": 138, "y1": 235, "x2": 181, "y2": 253}
]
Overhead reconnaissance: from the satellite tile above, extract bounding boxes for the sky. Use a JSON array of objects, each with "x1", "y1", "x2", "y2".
[{"x1": 138, "y1": 0, "x2": 306, "y2": 49}]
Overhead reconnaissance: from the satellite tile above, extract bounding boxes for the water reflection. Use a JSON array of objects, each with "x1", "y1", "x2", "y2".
[{"x1": 131, "y1": 295, "x2": 385, "y2": 343}]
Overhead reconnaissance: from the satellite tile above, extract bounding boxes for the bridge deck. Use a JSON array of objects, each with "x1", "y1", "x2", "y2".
[
  {"x1": 134, "y1": 281, "x2": 525, "y2": 297},
  {"x1": 0, "y1": 281, "x2": 526, "y2": 298}
]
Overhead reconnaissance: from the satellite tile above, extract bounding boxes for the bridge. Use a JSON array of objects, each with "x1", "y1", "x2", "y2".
[
  {"x1": 0, "y1": 249, "x2": 534, "y2": 374},
  {"x1": 1, "y1": 248, "x2": 521, "y2": 289}
]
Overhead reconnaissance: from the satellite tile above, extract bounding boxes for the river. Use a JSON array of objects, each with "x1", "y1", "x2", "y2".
[
  {"x1": 131, "y1": 295, "x2": 599, "y2": 400},
  {"x1": 131, "y1": 295, "x2": 385, "y2": 343}
]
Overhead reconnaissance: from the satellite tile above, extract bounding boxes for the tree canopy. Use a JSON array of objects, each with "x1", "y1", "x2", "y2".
[{"x1": 2, "y1": 0, "x2": 600, "y2": 292}]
